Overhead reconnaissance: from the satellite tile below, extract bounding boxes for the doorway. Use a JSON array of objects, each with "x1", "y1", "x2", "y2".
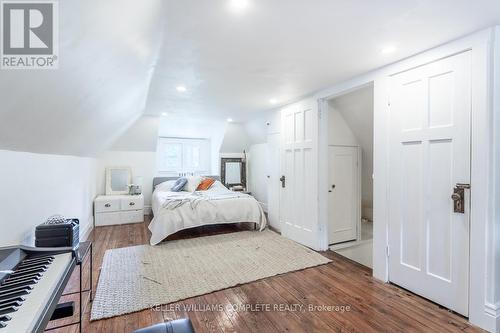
[{"x1": 326, "y1": 84, "x2": 374, "y2": 268}]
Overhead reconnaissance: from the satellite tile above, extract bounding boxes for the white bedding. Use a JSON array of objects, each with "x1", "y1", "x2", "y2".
[{"x1": 149, "y1": 183, "x2": 267, "y2": 245}]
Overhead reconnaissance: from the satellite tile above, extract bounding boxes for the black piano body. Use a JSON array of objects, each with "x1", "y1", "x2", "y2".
[{"x1": 0, "y1": 246, "x2": 76, "y2": 332}]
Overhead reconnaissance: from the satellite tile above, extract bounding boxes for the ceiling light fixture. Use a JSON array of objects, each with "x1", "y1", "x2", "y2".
[
  {"x1": 161, "y1": 112, "x2": 168, "y2": 116},
  {"x1": 227, "y1": 118, "x2": 233, "y2": 122},
  {"x1": 229, "y1": 0, "x2": 250, "y2": 13},
  {"x1": 269, "y1": 98, "x2": 278, "y2": 105},
  {"x1": 176, "y1": 85, "x2": 187, "y2": 92},
  {"x1": 381, "y1": 46, "x2": 397, "y2": 55}
]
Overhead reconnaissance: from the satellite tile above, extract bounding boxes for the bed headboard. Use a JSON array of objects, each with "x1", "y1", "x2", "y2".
[{"x1": 153, "y1": 176, "x2": 221, "y2": 191}]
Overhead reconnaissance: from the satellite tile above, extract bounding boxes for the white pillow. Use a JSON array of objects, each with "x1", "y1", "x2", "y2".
[
  {"x1": 155, "y1": 180, "x2": 176, "y2": 192},
  {"x1": 185, "y1": 176, "x2": 202, "y2": 192},
  {"x1": 209, "y1": 180, "x2": 227, "y2": 190}
]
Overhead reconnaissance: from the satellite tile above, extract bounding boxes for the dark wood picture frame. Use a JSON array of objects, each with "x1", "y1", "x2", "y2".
[{"x1": 220, "y1": 158, "x2": 246, "y2": 188}]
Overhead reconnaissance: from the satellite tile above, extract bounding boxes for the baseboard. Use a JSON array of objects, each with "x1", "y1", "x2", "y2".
[
  {"x1": 483, "y1": 302, "x2": 500, "y2": 333},
  {"x1": 80, "y1": 216, "x2": 94, "y2": 242},
  {"x1": 144, "y1": 205, "x2": 152, "y2": 216}
]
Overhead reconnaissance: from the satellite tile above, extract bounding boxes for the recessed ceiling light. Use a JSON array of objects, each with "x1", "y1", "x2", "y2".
[
  {"x1": 269, "y1": 98, "x2": 278, "y2": 105},
  {"x1": 176, "y1": 85, "x2": 187, "y2": 92},
  {"x1": 227, "y1": 118, "x2": 233, "y2": 122},
  {"x1": 229, "y1": 0, "x2": 250, "y2": 12},
  {"x1": 161, "y1": 112, "x2": 168, "y2": 116},
  {"x1": 381, "y1": 46, "x2": 397, "y2": 54}
]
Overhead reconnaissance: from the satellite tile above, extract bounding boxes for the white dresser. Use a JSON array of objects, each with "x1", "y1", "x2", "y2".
[{"x1": 94, "y1": 194, "x2": 144, "y2": 226}]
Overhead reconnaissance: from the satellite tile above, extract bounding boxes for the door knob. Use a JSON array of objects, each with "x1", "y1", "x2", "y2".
[{"x1": 451, "y1": 193, "x2": 461, "y2": 201}]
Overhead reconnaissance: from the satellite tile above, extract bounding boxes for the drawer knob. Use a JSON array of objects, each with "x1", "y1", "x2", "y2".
[
  {"x1": 129, "y1": 202, "x2": 135, "y2": 206},
  {"x1": 105, "y1": 203, "x2": 111, "y2": 208}
]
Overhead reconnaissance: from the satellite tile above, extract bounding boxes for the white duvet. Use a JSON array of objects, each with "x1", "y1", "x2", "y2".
[{"x1": 149, "y1": 183, "x2": 267, "y2": 245}]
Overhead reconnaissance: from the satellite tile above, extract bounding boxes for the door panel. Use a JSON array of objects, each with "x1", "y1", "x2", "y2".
[
  {"x1": 281, "y1": 102, "x2": 319, "y2": 249},
  {"x1": 388, "y1": 51, "x2": 471, "y2": 316},
  {"x1": 328, "y1": 146, "x2": 359, "y2": 244}
]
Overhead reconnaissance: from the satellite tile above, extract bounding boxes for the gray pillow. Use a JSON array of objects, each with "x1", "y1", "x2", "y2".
[{"x1": 171, "y1": 178, "x2": 187, "y2": 192}]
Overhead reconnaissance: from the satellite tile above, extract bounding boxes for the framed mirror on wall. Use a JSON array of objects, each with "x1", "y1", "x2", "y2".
[
  {"x1": 105, "y1": 167, "x2": 132, "y2": 195},
  {"x1": 220, "y1": 158, "x2": 246, "y2": 189}
]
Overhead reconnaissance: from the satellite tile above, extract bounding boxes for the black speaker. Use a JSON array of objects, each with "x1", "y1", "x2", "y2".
[{"x1": 35, "y1": 218, "x2": 80, "y2": 249}]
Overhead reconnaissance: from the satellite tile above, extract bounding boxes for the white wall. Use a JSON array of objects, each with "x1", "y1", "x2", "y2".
[
  {"x1": 96, "y1": 151, "x2": 157, "y2": 214},
  {"x1": 328, "y1": 105, "x2": 359, "y2": 146},
  {"x1": 0, "y1": 150, "x2": 97, "y2": 246},
  {"x1": 247, "y1": 144, "x2": 269, "y2": 209},
  {"x1": 220, "y1": 123, "x2": 251, "y2": 153}
]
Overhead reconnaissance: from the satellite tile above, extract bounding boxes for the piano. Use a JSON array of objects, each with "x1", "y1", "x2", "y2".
[{"x1": 0, "y1": 246, "x2": 75, "y2": 333}]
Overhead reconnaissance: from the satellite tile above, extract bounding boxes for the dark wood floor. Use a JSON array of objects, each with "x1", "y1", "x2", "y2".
[{"x1": 52, "y1": 217, "x2": 483, "y2": 333}]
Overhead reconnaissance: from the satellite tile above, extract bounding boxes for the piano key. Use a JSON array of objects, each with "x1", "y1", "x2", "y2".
[
  {"x1": 0, "y1": 280, "x2": 37, "y2": 290},
  {"x1": 4, "y1": 273, "x2": 42, "y2": 282},
  {"x1": 21, "y1": 255, "x2": 54, "y2": 262},
  {"x1": 0, "y1": 300, "x2": 22, "y2": 309},
  {"x1": 0, "y1": 289, "x2": 30, "y2": 301},
  {"x1": 8, "y1": 267, "x2": 46, "y2": 277},
  {"x1": 0, "y1": 306, "x2": 18, "y2": 316},
  {"x1": 17, "y1": 261, "x2": 51, "y2": 269},
  {"x1": 0, "y1": 285, "x2": 33, "y2": 296},
  {"x1": 21, "y1": 256, "x2": 53, "y2": 263},
  {"x1": 4, "y1": 252, "x2": 72, "y2": 333},
  {"x1": 1, "y1": 276, "x2": 39, "y2": 287},
  {"x1": 0, "y1": 297, "x2": 24, "y2": 305},
  {"x1": 0, "y1": 315, "x2": 11, "y2": 322}
]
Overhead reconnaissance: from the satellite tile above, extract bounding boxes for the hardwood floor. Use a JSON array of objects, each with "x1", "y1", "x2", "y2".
[{"x1": 62, "y1": 217, "x2": 483, "y2": 333}]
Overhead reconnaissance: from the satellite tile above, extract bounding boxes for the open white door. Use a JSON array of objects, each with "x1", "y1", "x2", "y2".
[
  {"x1": 328, "y1": 146, "x2": 359, "y2": 244},
  {"x1": 388, "y1": 51, "x2": 471, "y2": 316},
  {"x1": 280, "y1": 101, "x2": 319, "y2": 249}
]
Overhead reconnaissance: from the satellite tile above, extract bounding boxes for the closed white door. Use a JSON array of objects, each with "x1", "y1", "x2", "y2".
[
  {"x1": 267, "y1": 133, "x2": 281, "y2": 231},
  {"x1": 281, "y1": 101, "x2": 319, "y2": 249},
  {"x1": 388, "y1": 51, "x2": 471, "y2": 316},
  {"x1": 328, "y1": 146, "x2": 359, "y2": 244}
]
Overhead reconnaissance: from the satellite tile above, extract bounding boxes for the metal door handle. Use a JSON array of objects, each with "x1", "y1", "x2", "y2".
[
  {"x1": 451, "y1": 183, "x2": 470, "y2": 214},
  {"x1": 280, "y1": 176, "x2": 286, "y2": 188}
]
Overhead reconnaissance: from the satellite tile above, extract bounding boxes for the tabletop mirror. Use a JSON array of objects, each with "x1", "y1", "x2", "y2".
[{"x1": 105, "y1": 167, "x2": 132, "y2": 195}]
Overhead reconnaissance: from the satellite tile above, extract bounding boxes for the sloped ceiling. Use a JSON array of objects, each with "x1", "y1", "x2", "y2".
[
  {"x1": 145, "y1": 0, "x2": 500, "y2": 121},
  {"x1": 0, "y1": 0, "x2": 164, "y2": 156},
  {"x1": 2, "y1": 0, "x2": 500, "y2": 157}
]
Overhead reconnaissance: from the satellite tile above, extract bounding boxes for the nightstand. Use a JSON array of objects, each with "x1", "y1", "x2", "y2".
[{"x1": 94, "y1": 194, "x2": 144, "y2": 226}]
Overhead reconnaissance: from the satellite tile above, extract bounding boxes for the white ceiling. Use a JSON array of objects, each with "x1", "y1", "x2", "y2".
[
  {"x1": 145, "y1": 0, "x2": 500, "y2": 121},
  {"x1": 1, "y1": 0, "x2": 500, "y2": 156}
]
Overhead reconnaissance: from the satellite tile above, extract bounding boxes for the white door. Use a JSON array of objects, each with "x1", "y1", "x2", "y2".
[
  {"x1": 267, "y1": 133, "x2": 281, "y2": 231},
  {"x1": 328, "y1": 146, "x2": 359, "y2": 244},
  {"x1": 281, "y1": 101, "x2": 319, "y2": 249},
  {"x1": 388, "y1": 51, "x2": 471, "y2": 316}
]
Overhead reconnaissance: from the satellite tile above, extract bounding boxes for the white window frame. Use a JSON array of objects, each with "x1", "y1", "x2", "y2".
[{"x1": 157, "y1": 137, "x2": 211, "y2": 175}]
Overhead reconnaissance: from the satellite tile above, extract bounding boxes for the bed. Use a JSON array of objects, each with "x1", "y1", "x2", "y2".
[{"x1": 148, "y1": 176, "x2": 267, "y2": 245}]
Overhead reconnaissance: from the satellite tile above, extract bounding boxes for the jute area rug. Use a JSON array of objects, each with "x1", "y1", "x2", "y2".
[{"x1": 91, "y1": 230, "x2": 331, "y2": 320}]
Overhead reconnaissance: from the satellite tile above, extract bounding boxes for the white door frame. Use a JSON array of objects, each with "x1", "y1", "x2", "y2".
[{"x1": 315, "y1": 29, "x2": 496, "y2": 331}]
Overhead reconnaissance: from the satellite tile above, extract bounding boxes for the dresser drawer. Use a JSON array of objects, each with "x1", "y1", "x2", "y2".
[
  {"x1": 95, "y1": 212, "x2": 121, "y2": 226},
  {"x1": 95, "y1": 197, "x2": 121, "y2": 213},
  {"x1": 120, "y1": 210, "x2": 144, "y2": 224},
  {"x1": 121, "y1": 196, "x2": 144, "y2": 211}
]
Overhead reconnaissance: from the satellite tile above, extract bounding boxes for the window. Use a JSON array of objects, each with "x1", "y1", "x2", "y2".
[{"x1": 157, "y1": 138, "x2": 210, "y2": 175}]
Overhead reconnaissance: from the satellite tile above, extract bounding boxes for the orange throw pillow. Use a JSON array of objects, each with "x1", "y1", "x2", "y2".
[{"x1": 196, "y1": 178, "x2": 215, "y2": 191}]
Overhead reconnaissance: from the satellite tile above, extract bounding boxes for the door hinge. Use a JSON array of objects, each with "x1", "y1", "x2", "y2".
[{"x1": 386, "y1": 245, "x2": 390, "y2": 257}]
